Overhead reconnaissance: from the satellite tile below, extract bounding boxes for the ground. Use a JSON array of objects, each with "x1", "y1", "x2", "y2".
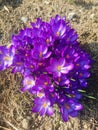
[{"x1": 0, "y1": 0, "x2": 98, "y2": 130}]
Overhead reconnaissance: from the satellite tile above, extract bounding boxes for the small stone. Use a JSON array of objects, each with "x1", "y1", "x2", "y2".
[
  {"x1": 38, "y1": 115, "x2": 42, "y2": 120},
  {"x1": 44, "y1": 1, "x2": 50, "y2": 4},
  {"x1": 4, "y1": 6, "x2": 10, "y2": 13},
  {"x1": 21, "y1": 16, "x2": 28, "y2": 24},
  {"x1": 67, "y1": 12, "x2": 78, "y2": 20},
  {"x1": 90, "y1": 14, "x2": 95, "y2": 19},
  {"x1": 21, "y1": 119, "x2": 28, "y2": 129},
  {"x1": 26, "y1": 116, "x2": 31, "y2": 120},
  {"x1": 84, "y1": 124, "x2": 88, "y2": 129}
]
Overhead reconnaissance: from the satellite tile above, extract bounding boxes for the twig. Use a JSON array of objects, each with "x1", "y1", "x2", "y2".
[
  {"x1": 4, "y1": 119, "x2": 18, "y2": 130},
  {"x1": 4, "y1": 6, "x2": 10, "y2": 13},
  {"x1": 0, "y1": 125, "x2": 11, "y2": 130}
]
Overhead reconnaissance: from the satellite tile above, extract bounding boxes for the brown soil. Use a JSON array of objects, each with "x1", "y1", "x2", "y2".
[{"x1": 0, "y1": 0, "x2": 98, "y2": 130}]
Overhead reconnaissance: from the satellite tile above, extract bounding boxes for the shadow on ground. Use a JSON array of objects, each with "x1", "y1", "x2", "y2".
[
  {"x1": 78, "y1": 42, "x2": 98, "y2": 129},
  {"x1": 74, "y1": 0, "x2": 98, "y2": 9},
  {"x1": 0, "y1": 0, "x2": 23, "y2": 9}
]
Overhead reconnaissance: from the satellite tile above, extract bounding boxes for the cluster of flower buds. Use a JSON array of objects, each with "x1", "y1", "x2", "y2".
[{"x1": 0, "y1": 15, "x2": 91, "y2": 121}]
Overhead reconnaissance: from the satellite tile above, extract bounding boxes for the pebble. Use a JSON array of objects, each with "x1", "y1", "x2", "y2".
[
  {"x1": 67, "y1": 12, "x2": 78, "y2": 20},
  {"x1": 90, "y1": 14, "x2": 95, "y2": 19},
  {"x1": 21, "y1": 119, "x2": 28, "y2": 129},
  {"x1": 21, "y1": 16, "x2": 28, "y2": 24},
  {"x1": 44, "y1": 0, "x2": 50, "y2": 4}
]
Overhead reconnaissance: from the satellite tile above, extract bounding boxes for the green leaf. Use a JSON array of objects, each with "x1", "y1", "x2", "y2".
[
  {"x1": 78, "y1": 89, "x2": 86, "y2": 93},
  {"x1": 82, "y1": 93, "x2": 97, "y2": 100}
]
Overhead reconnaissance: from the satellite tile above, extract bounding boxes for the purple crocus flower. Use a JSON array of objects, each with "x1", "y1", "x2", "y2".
[
  {"x1": 60, "y1": 100, "x2": 82, "y2": 122},
  {"x1": 35, "y1": 75, "x2": 52, "y2": 89},
  {"x1": 12, "y1": 54, "x2": 25, "y2": 73},
  {"x1": 0, "y1": 15, "x2": 92, "y2": 122},
  {"x1": 0, "y1": 45, "x2": 15, "y2": 70},
  {"x1": 32, "y1": 97, "x2": 53, "y2": 116},
  {"x1": 40, "y1": 23, "x2": 54, "y2": 46},
  {"x1": 62, "y1": 45, "x2": 79, "y2": 62},
  {"x1": 54, "y1": 74, "x2": 70, "y2": 86},
  {"x1": 47, "y1": 58, "x2": 74, "y2": 77},
  {"x1": 12, "y1": 28, "x2": 33, "y2": 48},
  {"x1": 31, "y1": 18, "x2": 43, "y2": 29},
  {"x1": 50, "y1": 15, "x2": 67, "y2": 38},
  {"x1": 21, "y1": 76, "x2": 35, "y2": 92},
  {"x1": 51, "y1": 19, "x2": 67, "y2": 38},
  {"x1": 65, "y1": 28, "x2": 78, "y2": 44},
  {"x1": 31, "y1": 39, "x2": 51, "y2": 60}
]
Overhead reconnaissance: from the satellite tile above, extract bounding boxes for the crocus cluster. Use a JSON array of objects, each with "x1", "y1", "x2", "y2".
[{"x1": 0, "y1": 15, "x2": 91, "y2": 122}]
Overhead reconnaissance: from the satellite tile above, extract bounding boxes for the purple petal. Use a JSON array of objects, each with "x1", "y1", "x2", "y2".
[
  {"x1": 21, "y1": 86, "x2": 29, "y2": 92},
  {"x1": 40, "y1": 107, "x2": 46, "y2": 116},
  {"x1": 61, "y1": 64, "x2": 74, "y2": 74},
  {"x1": 72, "y1": 103, "x2": 83, "y2": 111},
  {"x1": 70, "y1": 111, "x2": 78, "y2": 117},
  {"x1": 32, "y1": 105, "x2": 41, "y2": 113},
  {"x1": 59, "y1": 58, "x2": 65, "y2": 66},
  {"x1": 43, "y1": 51, "x2": 51, "y2": 59},
  {"x1": 47, "y1": 107, "x2": 54, "y2": 116},
  {"x1": 61, "y1": 109, "x2": 69, "y2": 122}
]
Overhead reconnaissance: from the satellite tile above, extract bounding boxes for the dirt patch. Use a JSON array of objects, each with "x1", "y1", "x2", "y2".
[{"x1": 0, "y1": 0, "x2": 98, "y2": 130}]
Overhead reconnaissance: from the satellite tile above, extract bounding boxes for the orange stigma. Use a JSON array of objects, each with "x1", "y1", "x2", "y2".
[
  {"x1": 65, "y1": 104, "x2": 70, "y2": 109},
  {"x1": 46, "y1": 39, "x2": 50, "y2": 44},
  {"x1": 39, "y1": 51, "x2": 43, "y2": 58},
  {"x1": 44, "y1": 82, "x2": 48, "y2": 86},
  {"x1": 66, "y1": 54, "x2": 70, "y2": 59},
  {"x1": 56, "y1": 31, "x2": 60, "y2": 36},
  {"x1": 79, "y1": 73, "x2": 83, "y2": 76}
]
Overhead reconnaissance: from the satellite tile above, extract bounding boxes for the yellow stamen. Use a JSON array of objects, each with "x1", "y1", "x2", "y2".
[
  {"x1": 7, "y1": 44, "x2": 11, "y2": 48},
  {"x1": 43, "y1": 72, "x2": 47, "y2": 74},
  {"x1": 42, "y1": 102, "x2": 47, "y2": 108},
  {"x1": 26, "y1": 80, "x2": 33, "y2": 85},
  {"x1": 37, "y1": 93, "x2": 44, "y2": 97},
  {"x1": 3, "y1": 56, "x2": 11, "y2": 61},
  {"x1": 57, "y1": 66, "x2": 61, "y2": 71}
]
